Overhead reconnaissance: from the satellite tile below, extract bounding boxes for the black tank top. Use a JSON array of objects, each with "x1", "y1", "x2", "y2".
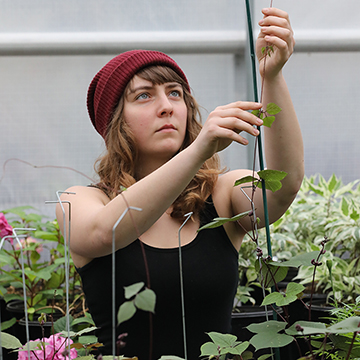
[{"x1": 77, "y1": 197, "x2": 239, "y2": 360}]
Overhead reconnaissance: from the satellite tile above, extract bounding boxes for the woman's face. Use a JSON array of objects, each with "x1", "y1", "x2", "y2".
[{"x1": 123, "y1": 75, "x2": 188, "y2": 166}]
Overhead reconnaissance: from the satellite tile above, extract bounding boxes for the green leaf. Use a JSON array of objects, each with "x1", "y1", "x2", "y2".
[
  {"x1": 328, "y1": 174, "x2": 337, "y2": 192},
  {"x1": 272, "y1": 251, "x2": 320, "y2": 268},
  {"x1": 262, "y1": 116, "x2": 275, "y2": 128},
  {"x1": 341, "y1": 197, "x2": 349, "y2": 216},
  {"x1": 33, "y1": 230, "x2": 58, "y2": 241},
  {"x1": 134, "y1": 288, "x2": 156, "y2": 313},
  {"x1": 207, "y1": 332, "x2": 237, "y2": 347},
  {"x1": 198, "y1": 211, "x2": 251, "y2": 231},
  {"x1": 255, "y1": 259, "x2": 288, "y2": 288},
  {"x1": 117, "y1": 301, "x2": 136, "y2": 325},
  {"x1": 158, "y1": 357, "x2": 185, "y2": 360},
  {"x1": 78, "y1": 335, "x2": 98, "y2": 345},
  {"x1": 234, "y1": 175, "x2": 259, "y2": 187},
  {"x1": 251, "y1": 109, "x2": 261, "y2": 117},
  {"x1": 350, "y1": 209, "x2": 360, "y2": 221},
  {"x1": 247, "y1": 321, "x2": 293, "y2": 350},
  {"x1": 266, "y1": 103, "x2": 282, "y2": 115},
  {"x1": 53, "y1": 315, "x2": 74, "y2": 334},
  {"x1": 200, "y1": 342, "x2": 219, "y2": 356},
  {"x1": 1, "y1": 317, "x2": 17, "y2": 331},
  {"x1": 1, "y1": 331, "x2": 23, "y2": 349},
  {"x1": 286, "y1": 321, "x2": 327, "y2": 336},
  {"x1": 326, "y1": 316, "x2": 360, "y2": 334},
  {"x1": 261, "y1": 283, "x2": 304, "y2": 307},
  {"x1": 228, "y1": 341, "x2": 250, "y2": 355},
  {"x1": 258, "y1": 170, "x2": 287, "y2": 192},
  {"x1": 124, "y1": 282, "x2": 144, "y2": 299}
]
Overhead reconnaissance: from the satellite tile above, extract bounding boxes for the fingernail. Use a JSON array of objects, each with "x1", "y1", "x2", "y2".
[
  {"x1": 253, "y1": 128, "x2": 260, "y2": 135},
  {"x1": 259, "y1": 19, "x2": 264, "y2": 25}
]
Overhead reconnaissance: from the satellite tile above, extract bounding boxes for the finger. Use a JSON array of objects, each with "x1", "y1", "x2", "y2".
[
  {"x1": 212, "y1": 109, "x2": 263, "y2": 127},
  {"x1": 261, "y1": 8, "x2": 290, "y2": 23},
  {"x1": 214, "y1": 116, "x2": 261, "y2": 137},
  {"x1": 261, "y1": 26, "x2": 294, "y2": 48},
  {"x1": 217, "y1": 101, "x2": 262, "y2": 112}
]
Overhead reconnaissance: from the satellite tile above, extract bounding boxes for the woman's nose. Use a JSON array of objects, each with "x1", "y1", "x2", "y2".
[{"x1": 157, "y1": 94, "x2": 173, "y2": 117}]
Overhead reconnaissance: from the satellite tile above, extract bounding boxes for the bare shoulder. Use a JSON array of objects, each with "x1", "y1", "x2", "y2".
[
  {"x1": 213, "y1": 169, "x2": 255, "y2": 204},
  {"x1": 212, "y1": 169, "x2": 255, "y2": 250}
]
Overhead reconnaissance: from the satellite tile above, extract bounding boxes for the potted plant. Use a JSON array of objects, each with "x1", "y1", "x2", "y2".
[{"x1": 0, "y1": 206, "x2": 85, "y2": 343}]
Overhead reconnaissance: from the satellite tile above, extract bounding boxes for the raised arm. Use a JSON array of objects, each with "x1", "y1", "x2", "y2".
[
  {"x1": 215, "y1": 8, "x2": 304, "y2": 242},
  {"x1": 57, "y1": 101, "x2": 263, "y2": 265}
]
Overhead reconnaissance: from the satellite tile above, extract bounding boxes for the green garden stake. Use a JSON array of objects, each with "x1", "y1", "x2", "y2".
[{"x1": 244, "y1": 1, "x2": 280, "y2": 359}]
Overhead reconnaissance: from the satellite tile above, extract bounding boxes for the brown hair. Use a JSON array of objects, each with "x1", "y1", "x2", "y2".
[{"x1": 94, "y1": 66, "x2": 223, "y2": 220}]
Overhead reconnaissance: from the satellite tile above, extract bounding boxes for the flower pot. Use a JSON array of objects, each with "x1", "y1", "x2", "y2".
[{"x1": 5, "y1": 299, "x2": 62, "y2": 345}]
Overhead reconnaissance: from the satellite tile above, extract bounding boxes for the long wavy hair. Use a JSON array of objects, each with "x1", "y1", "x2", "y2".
[{"x1": 94, "y1": 65, "x2": 223, "y2": 220}]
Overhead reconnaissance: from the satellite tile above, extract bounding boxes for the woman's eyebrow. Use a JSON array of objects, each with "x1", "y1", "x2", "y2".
[{"x1": 128, "y1": 85, "x2": 154, "y2": 94}]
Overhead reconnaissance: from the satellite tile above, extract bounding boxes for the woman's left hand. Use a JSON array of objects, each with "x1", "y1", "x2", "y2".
[{"x1": 256, "y1": 7, "x2": 295, "y2": 79}]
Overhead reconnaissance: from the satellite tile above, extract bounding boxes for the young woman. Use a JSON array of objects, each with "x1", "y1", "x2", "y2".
[{"x1": 57, "y1": 7, "x2": 304, "y2": 359}]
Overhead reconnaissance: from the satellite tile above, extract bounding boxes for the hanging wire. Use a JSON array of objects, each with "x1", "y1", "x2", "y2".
[
  {"x1": 111, "y1": 206, "x2": 142, "y2": 358},
  {"x1": 177, "y1": 212, "x2": 193, "y2": 360}
]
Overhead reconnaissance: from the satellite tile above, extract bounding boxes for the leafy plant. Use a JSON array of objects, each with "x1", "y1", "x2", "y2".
[{"x1": 0, "y1": 206, "x2": 83, "y2": 319}]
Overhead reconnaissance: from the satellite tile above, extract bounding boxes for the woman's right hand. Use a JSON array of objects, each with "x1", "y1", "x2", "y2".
[{"x1": 193, "y1": 101, "x2": 264, "y2": 161}]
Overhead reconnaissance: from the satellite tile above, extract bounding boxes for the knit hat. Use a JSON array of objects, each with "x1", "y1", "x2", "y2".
[{"x1": 87, "y1": 50, "x2": 190, "y2": 139}]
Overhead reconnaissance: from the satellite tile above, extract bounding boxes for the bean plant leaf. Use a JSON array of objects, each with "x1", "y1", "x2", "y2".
[
  {"x1": 200, "y1": 342, "x2": 219, "y2": 356},
  {"x1": 117, "y1": 301, "x2": 136, "y2": 325},
  {"x1": 286, "y1": 321, "x2": 327, "y2": 336},
  {"x1": 198, "y1": 211, "x2": 251, "y2": 231},
  {"x1": 266, "y1": 103, "x2": 282, "y2": 115},
  {"x1": 247, "y1": 320, "x2": 293, "y2": 350},
  {"x1": 134, "y1": 288, "x2": 156, "y2": 313},
  {"x1": 326, "y1": 316, "x2": 360, "y2": 334},
  {"x1": 234, "y1": 170, "x2": 287, "y2": 193},
  {"x1": 270, "y1": 251, "x2": 320, "y2": 268},
  {"x1": 262, "y1": 282, "x2": 305, "y2": 307},
  {"x1": 207, "y1": 332, "x2": 237, "y2": 347},
  {"x1": 257, "y1": 170, "x2": 287, "y2": 192},
  {"x1": 234, "y1": 175, "x2": 259, "y2": 187},
  {"x1": 262, "y1": 116, "x2": 275, "y2": 128},
  {"x1": 252, "y1": 109, "x2": 261, "y2": 117},
  {"x1": 124, "y1": 282, "x2": 144, "y2": 299},
  {"x1": 255, "y1": 259, "x2": 288, "y2": 288}
]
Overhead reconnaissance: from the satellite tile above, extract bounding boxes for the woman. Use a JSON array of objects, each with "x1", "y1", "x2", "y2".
[{"x1": 57, "y1": 7, "x2": 304, "y2": 359}]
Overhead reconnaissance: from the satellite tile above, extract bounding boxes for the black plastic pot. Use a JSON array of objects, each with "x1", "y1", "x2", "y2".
[{"x1": 5, "y1": 299, "x2": 61, "y2": 345}]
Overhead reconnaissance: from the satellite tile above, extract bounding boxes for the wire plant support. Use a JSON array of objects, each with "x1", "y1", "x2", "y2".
[
  {"x1": 0, "y1": 229, "x2": 36, "y2": 360},
  {"x1": 45, "y1": 190, "x2": 76, "y2": 359}
]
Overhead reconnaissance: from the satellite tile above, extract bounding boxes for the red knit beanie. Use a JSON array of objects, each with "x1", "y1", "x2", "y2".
[{"x1": 87, "y1": 50, "x2": 190, "y2": 139}]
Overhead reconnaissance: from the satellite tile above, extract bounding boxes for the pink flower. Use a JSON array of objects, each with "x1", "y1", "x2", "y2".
[
  {"x1": 0, "y1": 212, "x2": 13, "y2": 241},
  {"x1": 17, "y1": 333, "x2": 77, "y2": 360}
]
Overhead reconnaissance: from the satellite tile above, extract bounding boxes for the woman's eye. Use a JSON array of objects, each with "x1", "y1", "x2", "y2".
[
  {"x1": 136, "y1": 93, "x2": 150, "y2": 100},
  {"x1": 169, "y1": 90, "x2": 181, "y2": 98}
]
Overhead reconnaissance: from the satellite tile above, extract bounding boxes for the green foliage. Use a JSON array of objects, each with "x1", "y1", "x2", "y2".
[
  {"x1": 117, "y1": 282, "x2": 156, "y2": 326},
  {"x1": 200, "y1": 332, "x2": 250, "y2": 358},
  {"x1": 247, "y1": 320, "x2": 293, "y2": 351},
  {"x1": 251, "y1": 102, "x2": 282, "y2": 128},
  {"x1": 234, "y1": 169, "x2": 287, "y2": 193},
  {"x1": 0, "y1": 206, "x2": 83, "y2": 319},
  {"x1": 250, "y1": 174, "x2": 360, "y2": 303}
]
